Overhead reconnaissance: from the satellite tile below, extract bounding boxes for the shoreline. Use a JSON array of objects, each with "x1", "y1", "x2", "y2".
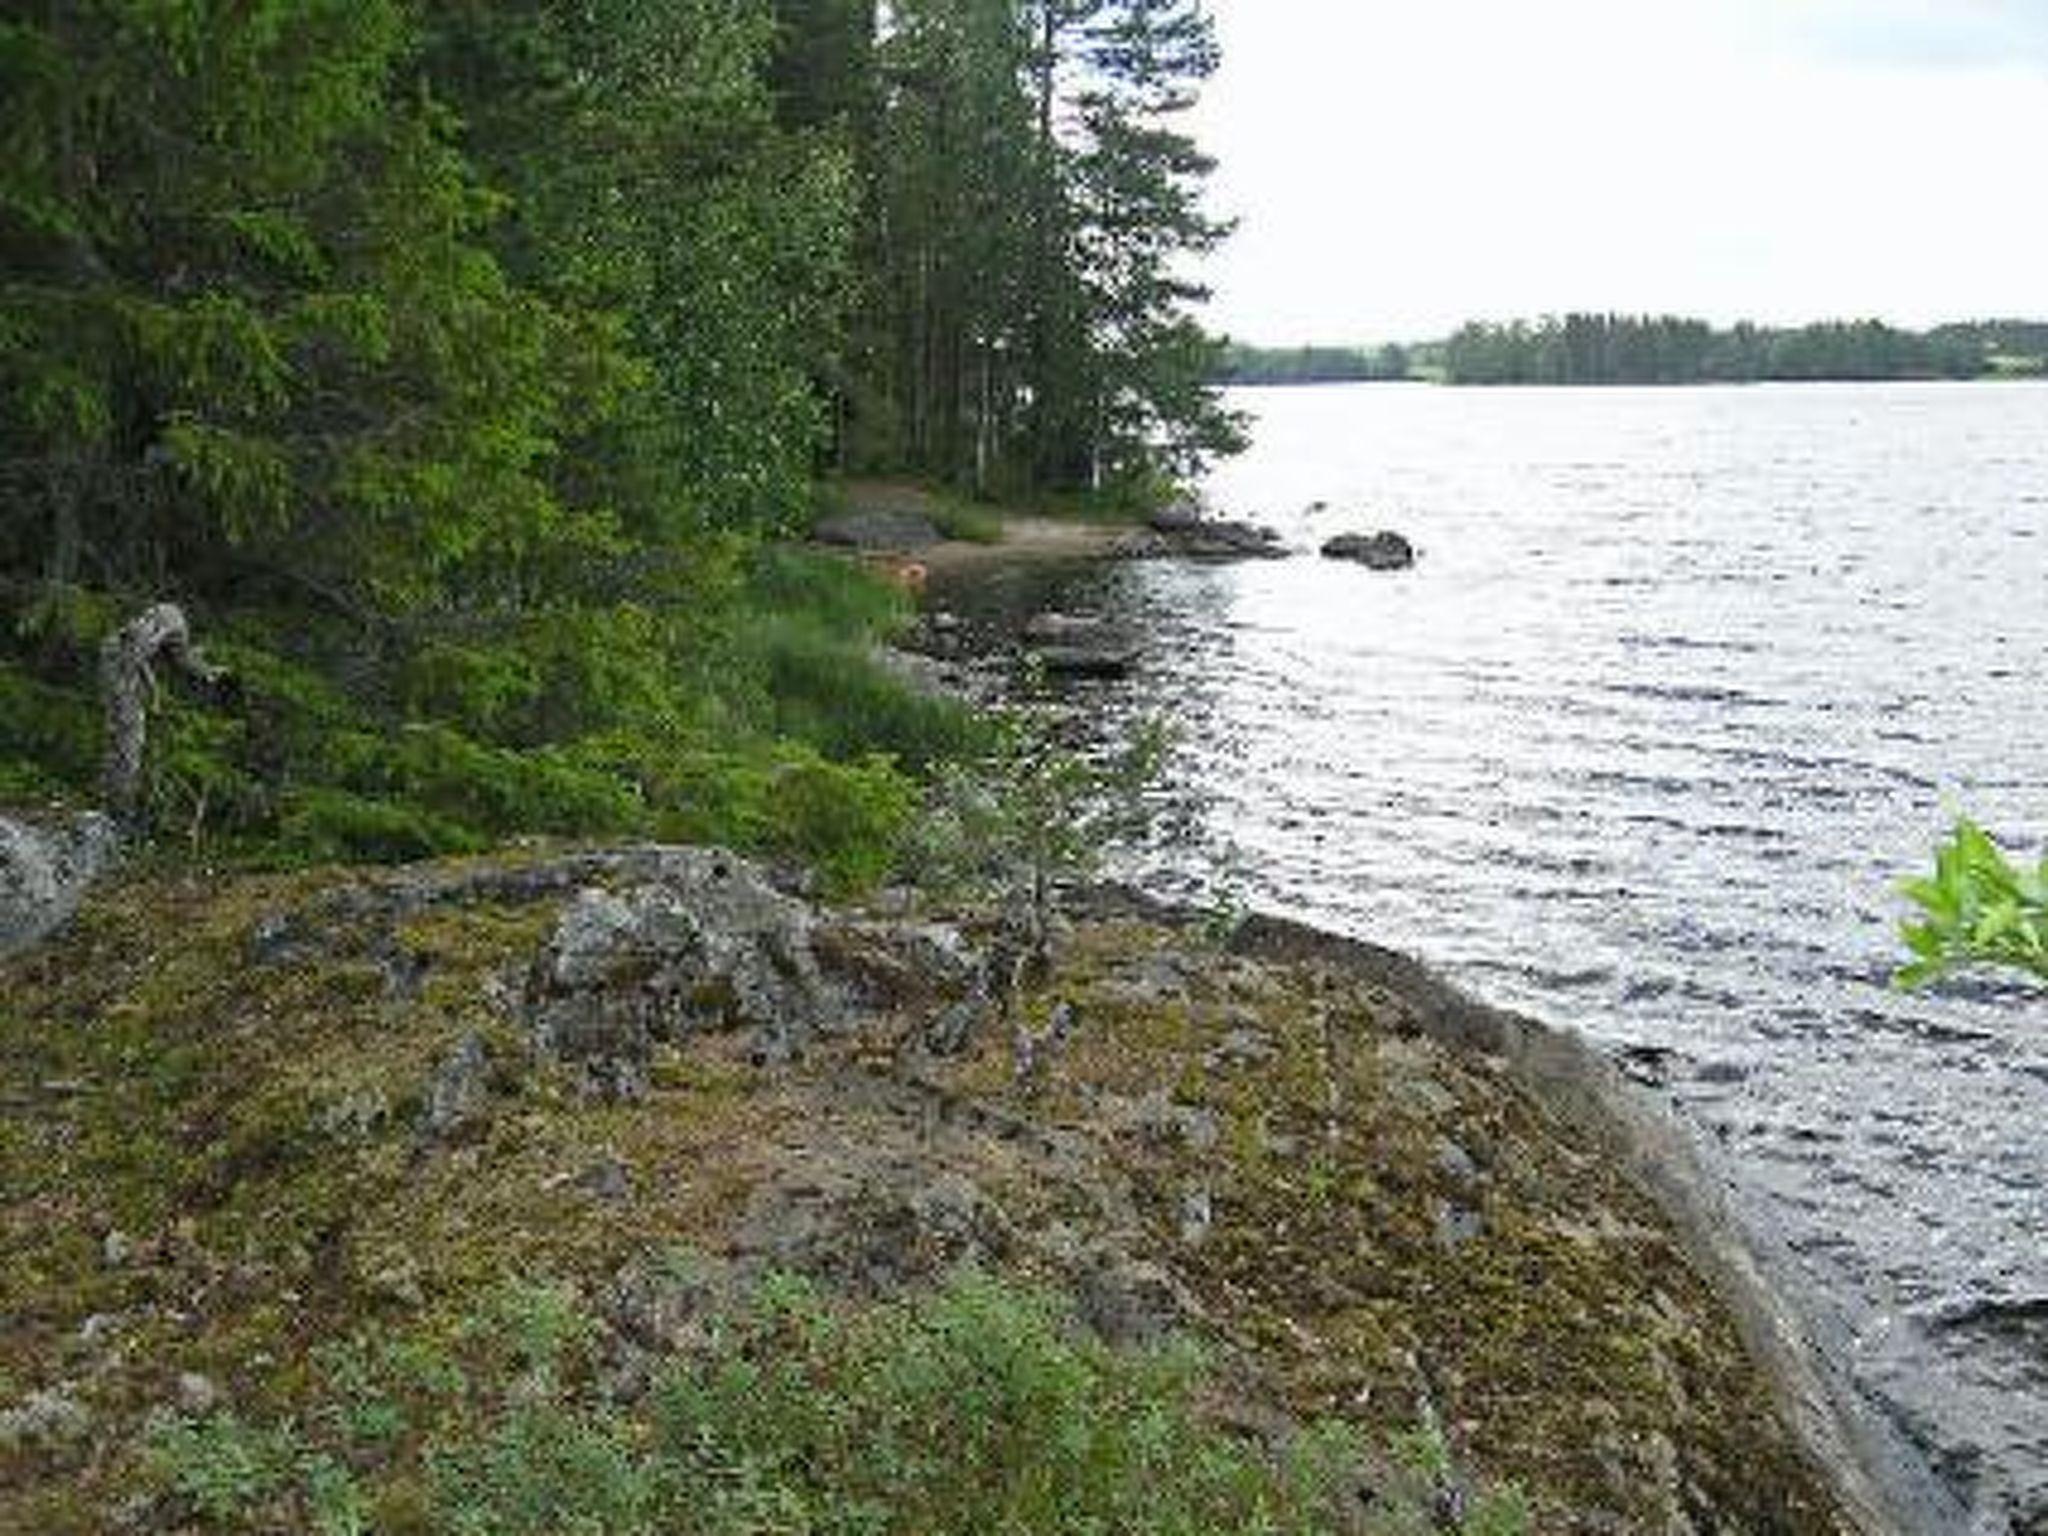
[
  {"x1": 916, "y1": 513, "x2": 1132, "y2": 573},
  {"x1": 917, "y1": 539, "x2": 1962, "y2": 1533},
  {"x1": 1198, "y1": 897, "x2": 1957, "y2": 1536},
  {"x1": 822, "y1": 477, "x2": 1136, "y2": 577}
]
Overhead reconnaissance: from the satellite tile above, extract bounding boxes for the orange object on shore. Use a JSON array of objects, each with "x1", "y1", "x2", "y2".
[{"x1": 871, "y1": 556, "x2": 929, "y2": 595}]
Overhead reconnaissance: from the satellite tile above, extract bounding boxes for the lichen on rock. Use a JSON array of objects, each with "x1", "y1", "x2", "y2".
[{"x1": 0, "y1": 844, "x2": 1869, "y2": 1533}]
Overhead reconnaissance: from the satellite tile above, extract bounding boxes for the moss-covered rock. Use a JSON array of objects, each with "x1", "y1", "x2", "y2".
[{"x1": 0, "y1": 848, "x2": 1854, "y2": 1532}]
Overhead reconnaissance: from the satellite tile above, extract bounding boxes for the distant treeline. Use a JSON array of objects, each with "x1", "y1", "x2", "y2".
[
  {"x1": 1220, "y1": 317, "x2": 2048, "y2": 386},
  {"x1": 1216, "y1": 342, "x2": 1412, "y2": 384}
]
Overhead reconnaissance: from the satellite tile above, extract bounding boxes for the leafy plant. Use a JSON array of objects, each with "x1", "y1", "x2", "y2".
[
  {"x1": 148, "y1": 1413, "x2": 309, "y2": 1525},
  {"x1": 912, "y1": 700, "x2": 1167, "y2": 982},
  {"x1": 1897, "y1": 819, "x2": 2048, "y2": 989},
  {"x1": 145, "y1": 1271, "x2": 1524, "y2": 1534}
]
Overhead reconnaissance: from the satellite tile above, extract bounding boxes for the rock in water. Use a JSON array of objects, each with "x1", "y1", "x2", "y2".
[
  {"x1": 0, "y1": 813, "x2": 119, "y2": 959},
  {"x1": 1321, "y1": 530, "x2": 1417, "y2": 570},
  {"x1": 1030, "y1": 643, "x2": 1141, "y2": 679},
  {"x1": 1114, "y1": 517, "x2": 1288, "y2": 562},
  {"x1": 1021, "y1": 610, "x2": 1109, "y2": 645}
]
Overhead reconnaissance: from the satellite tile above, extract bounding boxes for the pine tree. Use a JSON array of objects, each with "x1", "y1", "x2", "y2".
[
  {"x1": 851, "y1": 0, "x2": 1238, "y2": 497},
  {"x1": 0, "y1": 1, "x2": 627, "y2": 616}
]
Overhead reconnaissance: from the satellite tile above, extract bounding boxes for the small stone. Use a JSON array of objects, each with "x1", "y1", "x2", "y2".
[
  {"x1": 1121, "y1": 1089, "x2": 1220, "y2": 1152},
  {"x1": 101, "y1": 1230, "x2": 132, "y2": 1268},
  {"x1": 77, "y1": 1313, "x2": 122, "y2": 1348},
  {"x1": 1434, "y1": 1201, "x2": 1485, "y2": 1249},
  {"x1": 1434, "y1": 1137, "x2": 1481, "y2": 1186},
  {"x1": 1616, "y1": 1042, "x2": 1677, "y2": 1088},
  {"x1": 1260, "y1": 1127, "x2": 1301, "y2": 1159},
  {"x1": 575, "y1": 1151, "x2": 633, "y2": 1202},
  {"x1": 0, "y1": 1386, "x2": 91, "y2": 1451},
  {"x1": 1078, "y1": 1256, "x2": 1185, "y2": 1347},
  {"x1": 1180, "y1": 1186, "x2": 1214, "y2": 1246},
  {"x1": 603, "y1": 1250, "x2": 732, "y2": 1354},
  {"x1": 245, "y1": 911, "x2": 296, "y2": 964},
  {"x1": 1391, "y1": 1074, "x2": 1458, "y2": 1119},
  {"x1": 370, "y1": 1265, "x2": 425, "y2": 1309},
  {"x1": 924, "y1": 993, "x2": 992, "y2": 1056},
  {"x1": 1208, "y1": 1027, "x2": 1277, "y2": 1070},
  {"x1": 175, "y1": 1372, "x2": 220, "y2": 1415},
  {"x1": 420, "y1": 1032, "x2": 491, "y2": 1144}
]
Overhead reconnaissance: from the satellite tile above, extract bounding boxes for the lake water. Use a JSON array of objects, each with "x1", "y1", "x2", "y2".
[{"x1": 958, "y1": 382, "x2": 2048, "y2": 1531}]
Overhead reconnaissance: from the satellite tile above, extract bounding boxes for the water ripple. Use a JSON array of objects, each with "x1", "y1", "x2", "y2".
[{"x1": 1002, "y1": 381, "x2": 2048, "y2": 1528}]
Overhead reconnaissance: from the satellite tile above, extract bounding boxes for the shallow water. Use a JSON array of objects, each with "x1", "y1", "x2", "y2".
[{"x1": 944, "y1": 382, "x2": 2048, "y2": 1530}]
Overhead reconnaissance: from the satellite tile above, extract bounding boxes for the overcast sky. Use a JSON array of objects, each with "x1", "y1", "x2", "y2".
[{"x1": 1187, "y1": 0, "x2": 2048, "y2": 344}]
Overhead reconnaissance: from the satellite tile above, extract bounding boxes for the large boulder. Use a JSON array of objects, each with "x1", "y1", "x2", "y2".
[
  {"x1": 521, "y1": 848, "x2": 990, "y2": 1097},
  {"x1": 1019, "y1": 610, "x2": 1142, "y2": 678},
  {"x1": 524, "y1": 849, "x2": 850, "y2": 1096},
  {"x1": 0, "y1": 813, "x2": 119, "y2": 960},
  {"x1": 1321, "y1": 530, "x2": 1417, "y2": 570}
]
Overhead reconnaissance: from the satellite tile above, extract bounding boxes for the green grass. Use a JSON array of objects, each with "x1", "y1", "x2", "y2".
[
  {"x1": 928, "y1": 498, "x2": 1004, "y2": 544},
  {"x1": 1, "y1": 540, "x2": 981, "y2": 891},
  {"x1": 144, "y1": 1270, "x2": 1527, "y2": 1535}
]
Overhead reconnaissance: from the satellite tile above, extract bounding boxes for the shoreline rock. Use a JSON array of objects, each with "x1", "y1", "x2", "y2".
[
  {"x1": 1115, "y1": 516, "x2": 1288, "y2": 562},
  {"x1": 0, "y1": 846, "x2": 1934, "y2": 1532}
]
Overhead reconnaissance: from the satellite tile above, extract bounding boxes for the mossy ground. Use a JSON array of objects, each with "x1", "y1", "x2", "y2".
[{"x1": 0, "y1": 855, "x2": 1845, "y2": 1532}]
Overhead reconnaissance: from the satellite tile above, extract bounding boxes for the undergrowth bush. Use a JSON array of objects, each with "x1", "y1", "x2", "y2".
[
  {"x1": 1, "y1": 544, "x2": 973, "y2": 887},
  {"x1": 144, "y1": 1270, "x2": 1528, "y2": 1536}
]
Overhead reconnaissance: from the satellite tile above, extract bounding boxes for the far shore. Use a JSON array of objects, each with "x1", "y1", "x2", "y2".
[{"x1": 830, "y1": 477, "x2": 1134, "y2": 574}]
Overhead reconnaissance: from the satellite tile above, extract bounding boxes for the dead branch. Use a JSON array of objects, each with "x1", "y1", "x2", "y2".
[{"x1": 100, "y1": 603, "x2": 226, "y2": 824}]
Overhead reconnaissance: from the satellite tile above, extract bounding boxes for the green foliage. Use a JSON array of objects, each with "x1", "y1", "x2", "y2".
[
  {"x1": 852, "y1": 0, "x2": 1242, "y2": 495},
  {"x1": 146, "y1": 1270, "x2": 1522, "y2": 1535},
  {"x1": 646, "y1": 1271, "x2": 1354, "y2": 1534},
  {"x1": 1897, "y1": 820, "x2": 2048, "y2": 990},
  {"x1": 751, "y1": 618, "x2": 983, "y2": 771},
  {"x1": 420, "y1": 0, "x2": 853, "y2": 539},
  {"x1": 148, "y1": 1413, "x2": 309, "y2": 1526},
  {"x1": 0, "y1": 0, "x2": 1107, "y2": 894},
  {"x1": 0, "y1": 661, "x2": 100, "y2": 802},
  {"x1": 914, "y1": 699, "x2": 1166, "y2": 969},
  {"x1": 2, "y1": 535, "x2": 953, "y2": 887},
  {"x1": 1220, "y1": 342, "x2": 1413, "y2": 386},
  {"x1": 765, "y1": 751, "x2": 919, "y2": 895}
]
